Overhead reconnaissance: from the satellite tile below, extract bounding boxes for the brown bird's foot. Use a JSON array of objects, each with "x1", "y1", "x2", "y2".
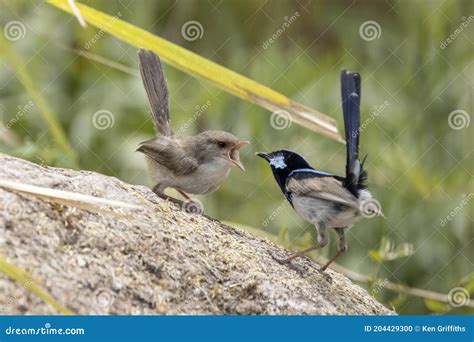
[
  {"x1": 156, "y1": 194, "x2": 200, "y2": 215},
  {"x1": 155, "y1": 192, "x2": 204, "y2": 215},
  {"x1": 181, "y1": 199, "x2": 204, "y2": 215},
  {"x1": 175, "y1": 189, "x2": 204, "y2": 215},
  {"x1": 156, "y1": 193, "x2": 185, "y2": 207}
]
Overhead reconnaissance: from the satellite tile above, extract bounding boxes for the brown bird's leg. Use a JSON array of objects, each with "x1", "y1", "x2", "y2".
[
  {"x1": 151, "y1": 184, "x2": 188, "y2": 208},
  {"x1": 271, "y1": 224, "x2": 328, "y2": 264},
  {"x1": 177, "y1": 189, "x2": 193, "y2": 202},
  {"x1": 150, "y1": 184, "x2": 206, "y2": 216},
  {"x1": 321, "y1": 228, "x2": 347, "y2": 271},
  {"x1": 152, "y1": 184, "x2": 163, "y2": 195},
  {"x1": 157, "y1": 193, "x2": 186, "y2": 207},
  {"x1": 176, "y1": 189, "x2": 205, "y2": 214}
]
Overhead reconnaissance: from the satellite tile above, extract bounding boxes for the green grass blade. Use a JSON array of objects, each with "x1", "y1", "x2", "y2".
[
  {"x1": 0, "y1": 34, "x2": 78, "y2": 167},
  {"x1": 0, "y1": 254, "x2": 73, "y2": 314},
  {"x1": 47, "y1": 0, "x2": 343, "y2": 142}
]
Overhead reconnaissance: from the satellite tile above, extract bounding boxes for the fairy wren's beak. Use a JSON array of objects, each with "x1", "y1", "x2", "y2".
[
  {"x1": 256, "y1": 152, "x2": 270, "y2": 161},
  {"x1": 229, "y1": 140, "x2": 250, "y2": 171}
]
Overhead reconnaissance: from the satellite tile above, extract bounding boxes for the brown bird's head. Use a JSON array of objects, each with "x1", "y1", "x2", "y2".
[{"x1": 190, "y1": 131, "x2": 250, "y2": 171}]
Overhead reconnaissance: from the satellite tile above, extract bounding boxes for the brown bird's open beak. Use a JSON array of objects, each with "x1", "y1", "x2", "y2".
[{"x1": 229, "y1": 140, "x2": 250, "y2": 172}]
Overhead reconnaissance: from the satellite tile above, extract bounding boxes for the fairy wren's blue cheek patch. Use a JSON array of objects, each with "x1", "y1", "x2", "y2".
[{"x1": 269, "y1": 155, "x2": 287, "y2": 169}]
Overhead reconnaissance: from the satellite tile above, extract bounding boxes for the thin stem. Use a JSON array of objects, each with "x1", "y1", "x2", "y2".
[
  {"x1": 317, "y1": 256, "x2": 474, "y2": 309},
  {"x1": 0, "y1": 35, "x2": 78, "y2": 167}
]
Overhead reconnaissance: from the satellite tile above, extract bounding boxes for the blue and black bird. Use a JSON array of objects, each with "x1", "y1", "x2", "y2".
[{"x1": 257, "y1": 70, "x2": 382, "y2": 271}]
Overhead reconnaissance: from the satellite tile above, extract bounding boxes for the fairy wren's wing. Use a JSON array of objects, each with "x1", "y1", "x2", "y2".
[
  {"x1": 286, "y1": 172, "x2": 359, "y2": 209},
  {"x1": 138, "y1": 49, "x2": 172, "y2": 136},
  {"x1": 137, "y1": 137, "x2": 198, "y2": 176}
]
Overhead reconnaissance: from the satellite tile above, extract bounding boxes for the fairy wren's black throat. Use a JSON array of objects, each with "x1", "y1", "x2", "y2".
[{"x1": 257, "y1": 70, "x2": 383, "y2": 272}]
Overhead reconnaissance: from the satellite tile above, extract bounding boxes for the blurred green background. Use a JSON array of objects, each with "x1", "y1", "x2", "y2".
[{"x1": 1, "y1": 0, "x2": 472, "y2": 315}]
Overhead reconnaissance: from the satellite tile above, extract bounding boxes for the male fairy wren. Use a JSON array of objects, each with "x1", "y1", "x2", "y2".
[
  {"x1": 257, "y1": 70, "x2": 382, "y2": 271},
  {"x1": 136, "y1": 49, "x2": 249, "y2": 201}
]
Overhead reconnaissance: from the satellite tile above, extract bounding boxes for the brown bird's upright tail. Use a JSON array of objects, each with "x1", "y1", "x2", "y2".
[{"x1": 138, "y1": 49, "x2": 172, "y2": 136}]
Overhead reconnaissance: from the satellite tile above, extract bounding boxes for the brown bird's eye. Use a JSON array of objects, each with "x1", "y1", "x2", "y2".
[{"x1": 217, "y1": 141, "x2": 226, "y2": 148}]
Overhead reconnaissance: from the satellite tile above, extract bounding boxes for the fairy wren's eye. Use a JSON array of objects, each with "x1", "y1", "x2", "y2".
[{"x1": 217, "y1": 141, "x2": 227, "y2": 148}]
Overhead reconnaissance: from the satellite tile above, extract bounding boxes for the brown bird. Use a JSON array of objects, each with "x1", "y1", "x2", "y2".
[{"x1": 136, "y1": 49, "x2": 249, "y2": 203}]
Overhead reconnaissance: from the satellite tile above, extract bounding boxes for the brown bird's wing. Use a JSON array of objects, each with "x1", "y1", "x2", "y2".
[
  {"x1": 138, "y1": 49, "x2": 172, "y2": 136},
  {"x1": 287, "y1": 175, "x2": 359, "y2": 209},
  {"x1": 137, "y1": 137, "x2": 198, "y2": 176}
]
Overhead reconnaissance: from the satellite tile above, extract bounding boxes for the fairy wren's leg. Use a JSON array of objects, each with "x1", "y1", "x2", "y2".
[
  {"x1": 271, "y1": 224, "x2": 329, "y2": 264},
  {"x1": 321, "y1": 227, "x2": 348, "y2": 271}
]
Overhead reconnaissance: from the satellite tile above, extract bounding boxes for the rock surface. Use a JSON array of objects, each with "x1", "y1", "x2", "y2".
[{"x1": 0, "y1": 154, "x2": 393, "y2": 315}]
